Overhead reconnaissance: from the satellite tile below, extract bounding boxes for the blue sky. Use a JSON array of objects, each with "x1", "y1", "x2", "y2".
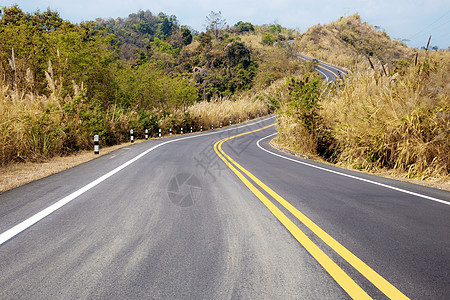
[{"x1": 3, "y1": 0, "x2": 449, "y2": 48}]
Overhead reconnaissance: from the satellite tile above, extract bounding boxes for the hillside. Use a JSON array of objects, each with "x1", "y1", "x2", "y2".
[
  {"x1": 295, "y1": 14, "x2": 413, "y2": 68},
  {"x1": 0, "y1": 6, "x2": 304, "y2": 168},
  {"x1": 277, "y1": 15, "x2": 449, "y2": 181},
  {"x1": 94, "y1": 10, "x2": 190, "y2": 61},
  {"x1": 1, "y1": 6, "x2": 448, "y2": 184}
]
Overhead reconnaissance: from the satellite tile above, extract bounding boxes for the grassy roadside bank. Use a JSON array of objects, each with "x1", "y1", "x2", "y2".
[
  {"x1": 275, "y1": 50, "x2": 449, "y2": 186},
  {"x1": 270, "y1": 138, "x2": 450, "y2": 192},
  {"x1": 0, "y1": 140, "x2": 144, "y2": 194},
  {"x1": 0, "y1": 106, "x2": 267, "y2": 194}
]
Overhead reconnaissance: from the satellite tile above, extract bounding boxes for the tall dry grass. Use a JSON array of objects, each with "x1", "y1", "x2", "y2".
[
  {"x1": 1, "y1": 61, "x2": 271, "y2": 167},
  {"x1": 321, "y1": 51, "x2": 449, "y2": 179},
  {"x1": 1, "y1": 60, "x2": 143, "y2": 167},
  {"x1": 0, "y1": 79, "x2": 62, "y2": 165},
  {"x1": 295, "y1": 14, "x2": 412, "y2": 70},
  {"x1": 187, "y1": 95, "x2": 269, "y2": 129}
]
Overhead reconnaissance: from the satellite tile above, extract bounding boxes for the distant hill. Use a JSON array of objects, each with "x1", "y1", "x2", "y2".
[
  {"x1": 295, "y1": 14, "x2": 413, "y2": 68},
  {"x1": 94, "y1": 10, "x2": 191, "y2": 61}
]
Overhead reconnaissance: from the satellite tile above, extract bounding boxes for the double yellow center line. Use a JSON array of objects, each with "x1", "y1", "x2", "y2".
[
  {"x1": 299, "y1": 56, "x2": 342, "y2": 78},
  {"x1": 214, "y1": 123, "x2": 409, "y2": 299}
]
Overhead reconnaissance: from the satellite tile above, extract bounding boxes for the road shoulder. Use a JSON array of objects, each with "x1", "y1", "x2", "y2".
[{"x1": 269, "y1": 137, "x2": 450, "y2": 192}]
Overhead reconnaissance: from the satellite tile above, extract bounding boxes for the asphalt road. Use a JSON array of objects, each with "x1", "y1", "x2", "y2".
[
  {"x1": 0, "y1": 116, "x2": 449, "y2": 299},
  {"x1": 298, "y1": 55, "x2": 347, "y2": 81}
]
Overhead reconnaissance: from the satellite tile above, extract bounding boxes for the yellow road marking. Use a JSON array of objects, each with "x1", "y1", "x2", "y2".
[
  {"x1": 214, "y1": 123, "x2": 409, "y2": 300},
  {"x1": 317, "y1": 64, "x2": 340, "y2": 78},
  {"x1": 299, "y1": 56, "x2": 341, "y2": 78}
]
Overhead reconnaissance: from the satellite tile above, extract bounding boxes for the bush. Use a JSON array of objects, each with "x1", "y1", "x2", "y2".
[{"x1": 261, "y1": 32, "x2": 275, "y2": 45}]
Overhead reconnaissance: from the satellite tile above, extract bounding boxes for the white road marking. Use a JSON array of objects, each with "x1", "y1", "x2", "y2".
[
  {"x1": 317, "y1": 69, "x2": 330, "y2": 81},
  {"x1": 257, "y1": 133, "x2": 450, "y2": 206},
  {"x1": 0, "y1": 116, "x2": 275, "y2": 246}
]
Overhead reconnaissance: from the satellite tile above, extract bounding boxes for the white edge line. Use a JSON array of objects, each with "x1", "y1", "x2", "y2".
[
  {"x1": 0, "y1": 116, "x2": 275, "y2": 246},
  {"x1": 317, "y1": 69, "x2": 330, "y2": 81},
  {"x1": 256, "y1": 132, "x2": 450, "y2": 206}
]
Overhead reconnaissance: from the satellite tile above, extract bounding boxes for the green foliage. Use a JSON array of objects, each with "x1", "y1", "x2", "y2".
[
  {"x1": 149, "y1": 38, "x2": 180, "y2": 56},
  {"x1": 285, "y1": 73, "x2": 322, "y2": 134},
  {"x1": 235, "y1": 21, "x2": 254, "y2": 33},
  {"x1": 156, "y1": 12, "x2": 178, "y2": 39},
  {"x1": 269, "y1": 24, "x2": 282, "y2": 33},
  {"x1": 225, "y1": 42, "x2": 251, "y2": 68},
  {"x1": 116, "y1": 61, "x2": 197, "y2": 111},
  {"x1": 261, "y1": 32, "x2": 275, "y2": 45},
  {"x1": 181, "y1": 26, "x2": 192, "y2": 45},
  {"x1": 393, "y1": 59, "x2": 410, "y2": 75},
  {"x1": 94, "y1": 10, "x2": 180, "y2": 61},
  {"x1": 197, "y1": 32, "x2": 212, "y2": 49}
]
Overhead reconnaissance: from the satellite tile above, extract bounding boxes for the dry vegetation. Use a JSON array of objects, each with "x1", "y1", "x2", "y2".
[
  {"x1": 277, "y1": 50, "x2": 449, "y2": 183},
  {"x1": 322, "y1": 51, "x2": 449, "y2": 180},
  {"x1": 187, "y1": 96, "x2": 268, "y2": 128},
  {"x1": 2, "y1": 8, "x2": 448, "y2": 191},
  {"x1": 274, "y1": 14, "x2": 449, "y2": 184},
  {"x1": 295, "y1": 14, "x2": 413, "y2": 68}
]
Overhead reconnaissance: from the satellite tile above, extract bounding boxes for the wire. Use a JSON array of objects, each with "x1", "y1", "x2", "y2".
[{"x1": 408, "y1": 10, "x2": 449, "y2": 41}]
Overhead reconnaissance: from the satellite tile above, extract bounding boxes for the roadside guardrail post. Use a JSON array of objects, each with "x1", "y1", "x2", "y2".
[{"x1": 94, "y1": 135, "x2": 99, "y2": 154}]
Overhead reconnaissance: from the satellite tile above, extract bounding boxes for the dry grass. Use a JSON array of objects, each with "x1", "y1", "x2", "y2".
[
  {"x1": 295, "y1": 14, "x2": 412, "y2": 69},
  {"x1": 271, "y1": 137, "x2": 450, "y2": 191},
  {"x1": 0, "y1": 81, "x2": 63, "y2": 166},
  {"x1": 0, "y1": 139, "x2": 146, "y2": 194},
  {"x1": 240, "y1": 33, "x2": 311, "y2": 89},
  {"x1": 321, "y1": 51, "x2": 449, "y2": 180},
  {"x1": 274, "y1": 49, "x2": 449, "y2": 183},
  {"x1": 187, "y1": 95, "x2": 269, "y2": 128}
]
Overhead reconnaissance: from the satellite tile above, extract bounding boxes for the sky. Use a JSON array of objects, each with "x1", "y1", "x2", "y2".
[{"x1": 2, "y1": 0, "x2": 449, "y2": 48}]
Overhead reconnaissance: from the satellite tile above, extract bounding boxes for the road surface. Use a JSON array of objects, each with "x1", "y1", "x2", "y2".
[
  {"x1": 298, "y1": 54, "x2": 347, "y2": 81},
  {"x1": 0, "y1": 116, "x2": 449, "y2": 299}
]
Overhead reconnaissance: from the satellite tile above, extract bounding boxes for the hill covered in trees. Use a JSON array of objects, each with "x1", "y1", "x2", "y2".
[{"x1": 0, "y1": 5, "x2": 303, "y2": 166}]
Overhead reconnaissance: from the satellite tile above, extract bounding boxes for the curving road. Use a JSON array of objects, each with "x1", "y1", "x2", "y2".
[
  {"x1": 298, "y1": 54, "x2": 347, "y2": 81},
  {"x1": 0, "y1": 116, "x2": 449, "y2": 299}
]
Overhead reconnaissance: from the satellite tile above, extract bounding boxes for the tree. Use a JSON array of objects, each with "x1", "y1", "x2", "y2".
[
  {"x1": 235, "y1": 21, "x2": 254, "y2": 33},
  {"x1": 269, "y1": 24, "x2": 282, "y2": 33},
  {"x1": 197, "y1": 32, "x2": 212, "y2": 49},
  {"x1": 205, "y1": 11, "x2": 226, "y2": 39},
  {"x1": 181, "y1": 26, "x2": 192, "y2": 45},
  {"x1": 261, "y1": 32, "x2": 275, "y2": 45},
  {"x1": 156, "y1": 13, "x2": 178, "y2": 40},
  {"x1": 225, "y1": 41, "x2": 250, "y2": 68}
]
